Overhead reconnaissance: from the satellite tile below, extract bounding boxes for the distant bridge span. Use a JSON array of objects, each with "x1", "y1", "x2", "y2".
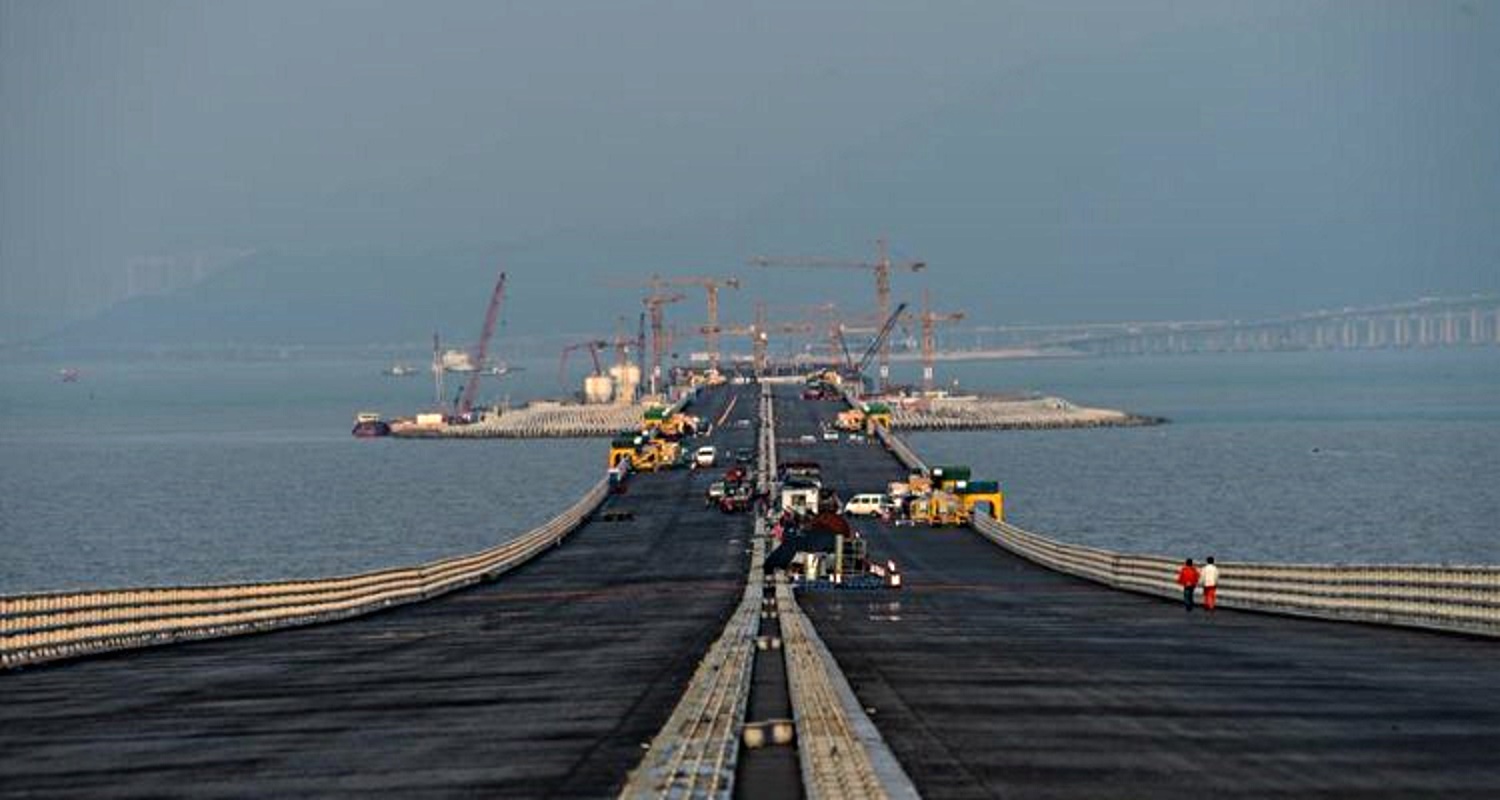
[{"x1": 924, "y1": 294, "x2": 1500, "y2": 358}]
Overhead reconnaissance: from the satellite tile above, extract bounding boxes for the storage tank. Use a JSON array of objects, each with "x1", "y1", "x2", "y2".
[
  {"x1": 583, "y1": 374, "x2": 614, "y2": 404},
  {"x1": 609, "y1": 364, "x2": 641, "y2": 404}
]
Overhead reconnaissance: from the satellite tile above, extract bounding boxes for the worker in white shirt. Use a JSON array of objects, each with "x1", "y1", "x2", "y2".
[{"x1": 1201, "y1": 556, "x2": 1220, "y2": 613}]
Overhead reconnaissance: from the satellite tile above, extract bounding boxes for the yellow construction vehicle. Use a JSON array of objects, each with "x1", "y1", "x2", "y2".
[
  {"x1": 836, "y1": 402, "x2": 893, "y2": 434},
  {"x1": 929, "y1": 465, "x2": 970, "y2": 492},
  {"x1": 953, "y1": 480, "x2": 1003, "y2": 521},
  {"x1": 908, "y1": 490, "x2": 968, "y2": 526},
  {"x1": 634, "y1": 438, "x2": 683, "y2": 472},
  {"x1": 609, "y1": 432, "x2": 644, "y2": 469},
  {"x1": 642, "y1": 406, "x2": 669, "y2": 430},
  {"x1": 657, "y1": 412, "x2": 698, "y2": 439}
]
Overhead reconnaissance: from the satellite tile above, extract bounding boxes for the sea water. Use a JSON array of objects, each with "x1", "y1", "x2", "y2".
[
  {"x1": 1, "y1": 348, "x2": 1496, "y2": 593},
  {"x1": 899, "y1": 349, "x2": 1500, "y2": 566}
]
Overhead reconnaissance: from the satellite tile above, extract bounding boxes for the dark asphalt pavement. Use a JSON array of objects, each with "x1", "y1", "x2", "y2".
[
  {"x1": 0, "y1": 385, "x2": 759, "y2": 799},
  {"x1": 776, "y1": 386, "x2": 1500, "y2": 800}
]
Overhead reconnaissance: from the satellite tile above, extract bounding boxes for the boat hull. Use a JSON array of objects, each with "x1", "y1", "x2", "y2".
[{"x1": 352, "y1": 420, "x2": 392, "y2": 438}]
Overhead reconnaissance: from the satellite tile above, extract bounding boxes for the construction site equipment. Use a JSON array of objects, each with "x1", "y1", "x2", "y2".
[
  {"x1": 658, "y1": 275, "x2": 740, "y2": 376},
  {"x1": 558, "y1": 339, "x2": 611, "y2": 400},
  {"x1": 751, "y1": 239, "x2": 925, "y2": 391},
  {"x1": 892, "y1": 468, "x2": 1004, "y2": 524},
  {"x1": 609, "y1": 433, "x2": 646, "y2": 469},
  {"x1": 456, "y1": 270, "x2": 508, "y2": 418},
  {"x1": 846, "y1": 302, "x2": 908, "y2": 386},
  {"x1": 712, "y1": 301, "x2": 820, "y2": 376},
  {"x1": 919, "y1": 289, "x2": 965, "y2": 396},
  {"x1": 953, "y1": 480, "x2": 1004, "y2": 520},
  {"x1": 929, "y1": 465, "x2": 971, "y2": 491},
  {"x1": 836, "y1": 402, "x2": 893, "y2": 434},
  {"x1": 642, "y1": 286, "x2": 687, "y2": 397},
  {"x1": 608, "y1": 432, "x2": 685, "y2": 473},
  {"x1": 908, "y1": 490, "x2": 968, "y2": 526}
]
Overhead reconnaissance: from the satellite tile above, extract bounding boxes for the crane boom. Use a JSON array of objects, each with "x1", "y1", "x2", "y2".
[
  {"x1": 919, "y1": 289, "x2": 965, "y2": 395},
  {"x1": 855, "y1": 302, "x2": 908, "y2": 377},
  {"x1": 457, "y1": 269, "x2": 507, "y2": 416},
  {"x1": 557, "y1": 339, "x2": 609, "y2": 391},
  {"x1": 750, "y1": 238, "x2": 924, "y2": 391}
]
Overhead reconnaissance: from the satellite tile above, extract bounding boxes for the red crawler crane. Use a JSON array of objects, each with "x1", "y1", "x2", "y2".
[
  {"x1": 457, "y1": 269, "x2": 507, "y2": 418},
  {"x1": 557, "y1": 339, "x2": 609, "y2": 392}
]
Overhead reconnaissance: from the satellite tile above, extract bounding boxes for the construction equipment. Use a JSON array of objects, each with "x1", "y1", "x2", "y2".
[
  {"x1": 849, "y1": 302, "x2": 909, "y2": 386},
  {"x1": 908, "y1": 490, "x2": 968, "y2": 526},
  {"x1": 891, "y1": 466, "x2": 1004, "y2": 525},
  {"x1": 557, "y1": 339, "x2": 609, "y2": 396},
  {"x1": 919, "y1": 289, "x2": 965, "y2": 396},
  {"x1": 643, "y1": 286, "x2": 687, "y2": 397},
  {"x1": 751, "y1": 238, "x2": 925, "y2": 391},
  {"x1": 834, "y1": 401, "x2": 892, "y2": 434},
  {"x1": 607, "y1": 427, "x2": 686, "y2": 472},
  {"x1": 457, "y1": 270, "x2": 507, "y2": 417},
  {"x1": 713, "y1": 301, "x2": 819, "y2": 376},
  {"x1": 929, "y1": 465, "x2": 971, "y2": 491},
  {"x1": 953, "y1": 480, "x2": 1003, "y2": 521},
  {"x1": 657, "y1": 276, "x2": 740, "y2": 376}
]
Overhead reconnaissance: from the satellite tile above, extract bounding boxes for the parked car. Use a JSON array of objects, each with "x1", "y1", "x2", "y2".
[
  {"x1": 734, "y1": 447, "x2": 754, "y2": 465},
  {"x1": 695, "y1": 446, "x2": 716, "y2": 467}
]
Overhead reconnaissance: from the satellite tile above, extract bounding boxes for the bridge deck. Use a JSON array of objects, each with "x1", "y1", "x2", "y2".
[
  {"x1": 0, "y1": 386, "x2": 759, "y2": 799},
  {"x1": 775, "y1": 387, "x2": 1500, "y2": 799}
]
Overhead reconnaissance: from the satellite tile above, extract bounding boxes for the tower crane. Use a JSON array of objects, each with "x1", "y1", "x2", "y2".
[
  {"x1": 712, "y1": 301, "x2": 818, "y2": 376},
  {"x1": 456, "y1": 269, "x2": 507, "y2": 418},
  {"x1": 557, "y1": 339, "x2": 609, "y2": 393},
  {"x1": 919, "y1": 289, "x2": 965, "y2": 396},
  {"x1": 750, "y1": 238, "x2": 925, "y2": 392},
  {"x1": 643, "y1": 287, "x2": 686, "y2": 396},
  {"x1": 657, "y1": 276, "x2": 740, "y2": 375}
]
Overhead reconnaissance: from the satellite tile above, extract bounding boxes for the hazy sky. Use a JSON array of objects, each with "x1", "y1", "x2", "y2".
[{"x1": 2, "y1": 0, "x2": 1497, "y2": 342}]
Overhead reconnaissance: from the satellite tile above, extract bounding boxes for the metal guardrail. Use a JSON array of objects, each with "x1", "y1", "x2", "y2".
[
  {"x1": 853, "y1": 413, "x2": 1500, "y2": 639},
  {"x1": 838, "y1": 386, "x2": 927, "y2": 476},
  {"x1": 1, "y1": 392, "x2": 706, "y2": 672},
  {"x1": 970, "y1": 515, "x2": 1500, "y2": 638},
  {"x1": 620, "y1": 526, "x2": 765, "y2": 798},
  {"x1": 619, "y1": 385, "x2": 770, "y2": 798},
  {"x1": 1, "y1": 478, "x2": 611, "y2": 670},
  {"x1": 777, "y1": 578, "x2": 919, "y2": 800}
]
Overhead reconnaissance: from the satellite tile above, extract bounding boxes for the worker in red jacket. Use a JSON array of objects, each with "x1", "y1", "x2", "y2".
[{"x1": 1176, "y1": 558, "x2": 1200, "y2": 612}]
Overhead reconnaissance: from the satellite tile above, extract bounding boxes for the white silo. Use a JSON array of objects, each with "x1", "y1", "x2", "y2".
[
  {"x1": 583, "y1": 374, "x2": 614, "y2": 404},
  {"x1": 609, "y1": 364, "x2": 641, "y2": 405}
]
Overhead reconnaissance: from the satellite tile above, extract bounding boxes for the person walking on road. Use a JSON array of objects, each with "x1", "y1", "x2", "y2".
[
  {"x1": 1201, "y1": 556, "x2": 1220, "y2": 613},
  {"x1": 1176, "y1": 558, "x2": 1200, "y2": 612}
]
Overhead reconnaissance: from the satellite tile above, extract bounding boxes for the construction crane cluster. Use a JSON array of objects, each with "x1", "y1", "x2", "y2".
[
  {"x1": 751, "y1": 238, "x2": 925, "y2": 392},
  {"x1": 566, "y1": 236, "x2": 965, "y2": 403}
]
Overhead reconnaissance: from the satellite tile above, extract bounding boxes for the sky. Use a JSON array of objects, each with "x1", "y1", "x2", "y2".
[{"x1": 2, "y1": 0, "x2": 1497, "y2": 344}]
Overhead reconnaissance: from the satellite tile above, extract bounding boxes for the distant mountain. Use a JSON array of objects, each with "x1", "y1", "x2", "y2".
[{"x1": 53, "y1": 10, "x2": 1499, "y2": 345}]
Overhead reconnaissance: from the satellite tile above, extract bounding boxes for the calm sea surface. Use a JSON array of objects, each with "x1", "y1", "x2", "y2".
[
  {"x1": 900, "y1": 349, "x2": 1499, "y2": 566},
  {"x1": 2, "y1": 348, "x2": 1496, "y2": 593}
]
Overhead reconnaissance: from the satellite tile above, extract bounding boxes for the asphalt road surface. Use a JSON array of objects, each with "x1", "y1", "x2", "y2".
[
  {"x1": 1, "y1": 385, "x2": 759, "y2": 799},
  {"x1": 776, "y1": 386, "x2": 1500, "y2": 800}
]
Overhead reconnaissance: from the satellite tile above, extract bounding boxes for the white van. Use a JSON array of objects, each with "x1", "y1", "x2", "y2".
[
  {"x1": 843, "y1": 493, "x2": 890, "y2": 517},
  {"x1": 694, "y1": 446, "x2": 717, "y2": 467}
]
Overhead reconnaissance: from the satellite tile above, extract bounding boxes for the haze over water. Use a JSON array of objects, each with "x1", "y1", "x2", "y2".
[{"x1": 2, "y1": 347, "x2": 1495, "y2": 594}]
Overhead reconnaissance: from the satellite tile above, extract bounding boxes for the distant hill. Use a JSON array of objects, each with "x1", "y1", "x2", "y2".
[{"x1": 53, "y1": 13, "x2": 1499, "y2": 346}]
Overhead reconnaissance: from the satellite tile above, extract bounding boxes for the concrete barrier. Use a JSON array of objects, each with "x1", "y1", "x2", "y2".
[
  {"x1": 1, "y1": 479, "x2": 611, "y2": 670},
  {"x1": 969, "y1": 514, "x2": 1500, "y2": 638},
  {"x1": 619, "y1": 384, "x2": 765, "y2": 797},
  {"x1": 848, "y1": 400, "x2": 1500, "y2": 639}
]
